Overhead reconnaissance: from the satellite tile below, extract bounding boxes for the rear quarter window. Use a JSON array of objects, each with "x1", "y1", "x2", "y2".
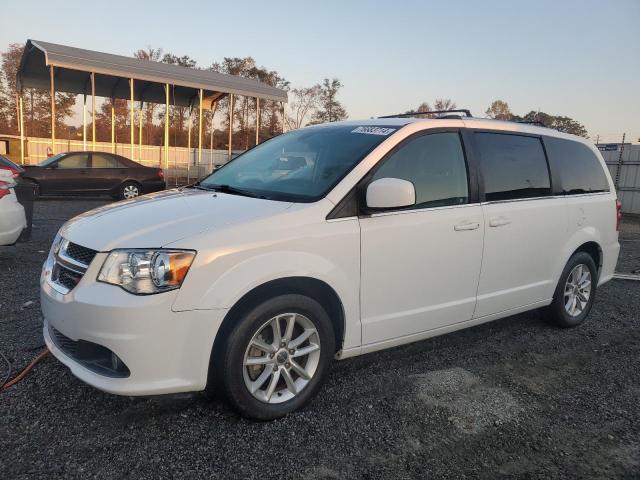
[{"x1": 543, "y1": 137, "x2": 609, "y2": 194}]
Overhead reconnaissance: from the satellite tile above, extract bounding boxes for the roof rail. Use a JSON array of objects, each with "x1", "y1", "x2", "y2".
[
  {"x1": 379, "y1": 109, "x2": 473, "y2": 119},
  {"x1": 516, "y1": 120, "x2": 546, "y2": 127}
]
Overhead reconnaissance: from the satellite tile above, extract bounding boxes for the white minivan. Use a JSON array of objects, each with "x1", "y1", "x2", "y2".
[{"x1": 41, "y1": 114, "x2": 620, "y2": 419}]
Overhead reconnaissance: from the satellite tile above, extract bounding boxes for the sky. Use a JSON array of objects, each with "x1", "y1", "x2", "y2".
[{"x1": 2, "y1": 0, "x2": 639, "y2": 143}]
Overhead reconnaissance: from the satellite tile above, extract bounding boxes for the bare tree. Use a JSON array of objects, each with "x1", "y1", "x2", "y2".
[
  {"x1": 432, "y1": 98, "x2": 457, "y2": 111},
  {"x1": 286, "y1": 85, "x2": 321, "y2": 130},
  {"x1": 412, "y1": 99, "x2": 456, "y2": 117}
]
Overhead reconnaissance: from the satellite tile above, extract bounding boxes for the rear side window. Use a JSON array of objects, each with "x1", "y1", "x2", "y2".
[
  {"x1": 475, "y1": 133, "x2": 551, "y2": 201},
  {"x1": 544, "y1": 137, "x2": 609, "y2": 194},
  {"x1": 92, "y1": 153, "x2": 123, "y2": 168},
  {"x1": 372, "y1": 132, "x2": 468, "y2": 209}
]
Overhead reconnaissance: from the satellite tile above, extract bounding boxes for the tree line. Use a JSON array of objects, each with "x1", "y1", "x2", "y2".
[
  {"x1": 410, "y1": 98, "x2": 589, "y2": 137},
  {"x1": 0, "y1": 43, "x2": 349, "y2": 150}
]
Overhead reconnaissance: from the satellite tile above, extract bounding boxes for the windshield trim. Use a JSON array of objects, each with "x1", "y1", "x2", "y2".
[{"x1": 199, "y1": 125, "x2": 402, "y2": 203}]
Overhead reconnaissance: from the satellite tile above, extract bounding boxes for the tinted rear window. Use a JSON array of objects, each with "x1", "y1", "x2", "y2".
[
  {"x1": 92, "y1": 153, "x2": 124, "y2": 168},
  {"x1": 544, "y1": 137, "x2": 609, "y2": 194},
  {"x1": 475, "y1": 133, "x2": 551, "y2": 201}
]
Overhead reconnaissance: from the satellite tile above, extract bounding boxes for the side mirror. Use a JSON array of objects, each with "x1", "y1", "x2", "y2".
[{"x1": 366, "y1": 177, "x2": 416, "y2": 210}]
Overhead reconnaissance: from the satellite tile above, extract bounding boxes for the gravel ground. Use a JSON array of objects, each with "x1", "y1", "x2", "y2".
[{"x1": 1, "y1": 199, "x2": 639, "y2": 479}]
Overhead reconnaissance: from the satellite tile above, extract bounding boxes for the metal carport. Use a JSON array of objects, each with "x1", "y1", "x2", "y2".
[{"x1": 16, "y1": 39, "x2": 288, "y2": 166}]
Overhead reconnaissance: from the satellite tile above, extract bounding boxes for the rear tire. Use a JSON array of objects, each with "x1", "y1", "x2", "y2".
[
  {"x1": 119, "y1": 181, "x2": 141, "y2": 200},
  {"x1": 547, "y1": 251, "x2": 598, "y2": 328},
  {"x1": 213, "y1": 294, "x2": 335, "y2": 420}
]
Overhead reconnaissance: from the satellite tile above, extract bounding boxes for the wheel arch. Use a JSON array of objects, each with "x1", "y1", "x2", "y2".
[
  {"x1": 209, "y1": 277, "x2": 346, "y2": 370},
  {"x1": 571, "y1": 241, "x2": 602, "y2": 275}
]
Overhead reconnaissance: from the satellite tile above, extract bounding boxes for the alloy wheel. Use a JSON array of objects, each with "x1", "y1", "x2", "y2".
[
  {"x1": 563, "y1": 264, "x2": 592, "y2": 317},
  {"x1": 242, "y1": 313, "x2": 321, "y2": 404}
]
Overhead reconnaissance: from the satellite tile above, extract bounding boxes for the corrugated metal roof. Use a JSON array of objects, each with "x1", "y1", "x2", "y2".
[{"x1": 17, "y1": 40, "x2": 288, "y2": 106}]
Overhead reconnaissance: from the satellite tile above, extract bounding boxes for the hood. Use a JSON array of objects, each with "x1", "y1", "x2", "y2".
[{"x1": 60, "y1": 188, "x2": 293, "y2": 251}]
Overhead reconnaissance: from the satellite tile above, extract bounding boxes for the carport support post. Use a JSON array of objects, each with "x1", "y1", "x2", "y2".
[
  {"x1": 129, "y1": 78, "x2": 135, "y2": 159},
  {"x1": 187, "y1": 108, "x2": 192, "y2": 183},
  {"x1": 164, "y1": 83, "x2": 169, "y2": 170},
  {"x1": 82, "y1": 95, "x2": 87, "y2": 150},
  {"x1": 19, "y1": 95, "x2": 24, "y2": 165},
  {"x1": 228, "y1": 94, "x2": 234, "y2": 160},
  {"x1": 255, "y1": 97, "x2": 260, "y2": 145},
  {"x1": 91, "y1": 72, "x2": 96, "y2": 151},
  {"x1": 111, "y1": 100, "x2": 115, "y2": 153},
  {"x1": 138, "y1": 101, "x2": 143, "y2": 160},
  {"x1": 49, "y1": 66, "x2": 55, "y2": 154},
  {"x1": 209, "y1": 104, "x2": 215, "y2": 173},
  {"x1": 198, "y1": 89, "x2": 203, "y2": 169},
  {"x1": 281, "y1": 102, "x2": 286, "y2": 133}
]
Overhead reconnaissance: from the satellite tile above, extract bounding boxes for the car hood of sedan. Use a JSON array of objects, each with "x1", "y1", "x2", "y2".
[{"x1": 60, "y1": 188, "x2": 294, "y2": 251}]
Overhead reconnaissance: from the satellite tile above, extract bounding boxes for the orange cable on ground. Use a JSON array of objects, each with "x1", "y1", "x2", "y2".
[{"x1": 1, "y1": 348, "x2": 49, "y2": 391}]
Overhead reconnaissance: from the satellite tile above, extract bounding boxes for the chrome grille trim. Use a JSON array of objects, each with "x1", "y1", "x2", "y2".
[{"x1": 47, "y1": 239, "x2": 97, "y2": 294}]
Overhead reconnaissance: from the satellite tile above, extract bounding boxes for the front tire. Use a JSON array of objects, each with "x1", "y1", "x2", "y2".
[
  {"x1": 217, "y1": 294, "x2": 335, "y2": 420},
  {"x1": 547, "y1": 251, "x2": 598, "y2": 328}
]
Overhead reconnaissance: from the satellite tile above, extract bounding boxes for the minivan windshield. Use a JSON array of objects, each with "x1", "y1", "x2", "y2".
[{"x1": 199, "y1": 125, "x2": 397, "y2": 202}]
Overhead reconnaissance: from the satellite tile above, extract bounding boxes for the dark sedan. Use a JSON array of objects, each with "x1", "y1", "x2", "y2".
[{"x1": 21, "y1": 151, "x2": 165, "y2": 199}]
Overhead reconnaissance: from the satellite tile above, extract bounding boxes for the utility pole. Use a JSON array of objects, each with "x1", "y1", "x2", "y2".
[{"x1": 614, "y1": 133, "x2": 626, "y2": 189}]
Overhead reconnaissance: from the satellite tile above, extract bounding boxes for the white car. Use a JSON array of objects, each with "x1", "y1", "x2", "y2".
[
  {"x1": 0, "y1": 170, "x2": 26, "y2": 245},
  {"x1": 41, "y1": 114, "x2": 620, "y2": 419}
]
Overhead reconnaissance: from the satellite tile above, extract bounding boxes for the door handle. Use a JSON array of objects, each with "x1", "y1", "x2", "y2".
[
  {"x1": 489, "y1": 216, "x2": 511, "y2": 227},
  {"x1": 454, "y1": 221, "x2": 480, "y2": 231}
]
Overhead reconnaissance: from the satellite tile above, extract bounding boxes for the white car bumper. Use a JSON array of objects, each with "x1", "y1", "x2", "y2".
[
  {"x1": 41, "y1": 253, "x2": 227, "y2": 395},
  {"x1": 0, "y1": 193, "x2": 26, "y2": 245}
]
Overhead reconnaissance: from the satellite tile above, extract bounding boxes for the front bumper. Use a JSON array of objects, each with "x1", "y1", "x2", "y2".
[{"x1": 41, "y1": 253, "x2": 227, "y2": 395}]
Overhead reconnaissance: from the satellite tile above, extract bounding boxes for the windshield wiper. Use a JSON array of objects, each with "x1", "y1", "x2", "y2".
[
  {"x1": 193, "y1": 184, "x2": 214, "y2": 191},
  {"x1": 182, "y1": 182, "x2": 214, "y2": 191},
  {"x1": 207, "y1": 184, "x2": 266, "y2": 199}
]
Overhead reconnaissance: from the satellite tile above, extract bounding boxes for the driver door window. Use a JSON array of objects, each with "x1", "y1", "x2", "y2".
[
  {"x1": 57, "y1": 153, "x2": 90, "y2": 169},
  {"x1": 371, "y1": 132, "x2": 468, "y2": 209}
]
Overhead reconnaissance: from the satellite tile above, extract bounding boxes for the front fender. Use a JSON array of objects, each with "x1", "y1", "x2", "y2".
[{"x1": 171, "y1": 215, "x2": 362, "y2": 349}]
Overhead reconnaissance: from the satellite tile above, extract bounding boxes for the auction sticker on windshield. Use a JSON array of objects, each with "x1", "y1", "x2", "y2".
[{"x1": 351, "y1": 126, "x2": 396, "y2": 136}]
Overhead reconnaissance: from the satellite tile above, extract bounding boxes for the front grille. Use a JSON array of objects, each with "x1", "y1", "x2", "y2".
[
  {"x1": 55, "y1": 264, "x2": 83, "y2": 290},
  {"x1": 65, "y1": 242, "x2": 98, "y2": 266},
  {"x1": 49, "y1": 240, "x2": 97, "y2": 293}
]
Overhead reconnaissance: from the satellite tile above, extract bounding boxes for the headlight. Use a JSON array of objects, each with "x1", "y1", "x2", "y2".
[{"x1": 97, "y1": 249, "x2": 196, "y2": 294}]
